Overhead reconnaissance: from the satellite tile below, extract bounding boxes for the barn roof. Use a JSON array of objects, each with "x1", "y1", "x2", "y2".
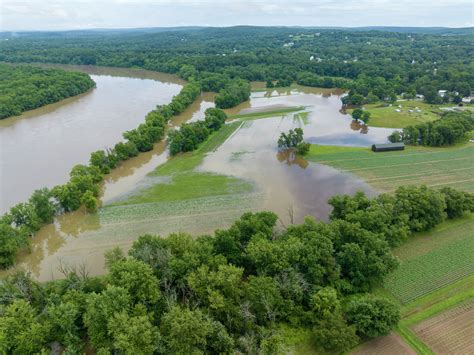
[{"x1": 372, "y1": 143, "x2": 405, "y2": 149}]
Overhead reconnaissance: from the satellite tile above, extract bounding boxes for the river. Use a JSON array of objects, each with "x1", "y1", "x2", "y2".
[
  {"x1": 1, "y1": 74, "x2": 395, "y2": 281},
  {"x1": 0, "y1": 65, "x2": 184, "y2": 213}
]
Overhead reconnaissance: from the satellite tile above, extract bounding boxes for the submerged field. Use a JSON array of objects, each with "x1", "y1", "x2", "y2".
[
  {"x1": 306, "y1": 144, "x2": 474, "y2": 193},
  {"x1": 111, "y1": 122, "x2": 252, "y2": 206}
]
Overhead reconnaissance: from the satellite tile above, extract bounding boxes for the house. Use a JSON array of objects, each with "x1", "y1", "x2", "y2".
[
  {"x1": 310, "y1": 56, "x2": 314, "y2": 61},
  {"x1": 372, "y1": 143, "x2": 405, "y2": 152},
  {"x1": 438, "y1": 90, "x2": 448, "y2": 97},
  {"x1": 416, "y1": 94, "x2": 425, "y2": 100}
]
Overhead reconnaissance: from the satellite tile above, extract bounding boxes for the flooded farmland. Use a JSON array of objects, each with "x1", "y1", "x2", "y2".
[{"x1": 1, "y1": 81, "x2": 395, "y2": 281}]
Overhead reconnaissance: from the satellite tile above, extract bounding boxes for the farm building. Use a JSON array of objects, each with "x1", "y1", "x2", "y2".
[{"x1": 372, "y1": 143, "x2": 405, "y2": 152}]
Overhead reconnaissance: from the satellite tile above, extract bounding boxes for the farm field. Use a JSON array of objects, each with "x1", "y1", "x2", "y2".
[
  {"x1": 351, "y1": 333, "x2": 416, "y2": 355},
  {"x1": 412, "y1": 299, "x2": 474, "y2": 354},
  {"x1": 384, "y1": 215, "x2": 474, "y2": 304},
  {"x1": 306, "y1": 144, "x2": 474, "y2": 193}
]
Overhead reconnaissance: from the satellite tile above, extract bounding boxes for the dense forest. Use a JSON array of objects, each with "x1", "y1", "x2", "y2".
[
  {"x1": 0, "y1": 64, "x2": 95, "y2": 119},
  {"x1": 1, "y1": 185, "x2": 472, "y2": 353},
  {"x1": 1, "y1": 26, "x2": 472, "y2": 106}
]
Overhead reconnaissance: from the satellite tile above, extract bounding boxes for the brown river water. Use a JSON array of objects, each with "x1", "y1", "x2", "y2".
[
  {"x1": 1, "y1": 74, "x2": 395, "y2": 281},
  {"x1": 0, "y1": 65, "x2": 184, "y2": 213}
]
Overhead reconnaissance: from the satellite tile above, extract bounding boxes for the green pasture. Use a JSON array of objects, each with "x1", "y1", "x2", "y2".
[{"x1": 306, "y1": 144, "x2": 474, "y2": 193}]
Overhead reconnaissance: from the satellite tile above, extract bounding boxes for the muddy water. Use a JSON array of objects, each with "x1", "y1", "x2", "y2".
[
  {"x1": 0, "y1": 65, "x2": 184, "y2": 213},
  {"x1": 102, "y1": 92, "x2": 216, "y2": 203},
  {"x1": 200, "y1": 86, "x2": 382, "y2": 223},
  {"x1": 1, "y1": 92, "x2": 218, "y2": 281},
  {"x1": 2, "y1": 85, "x2": 390, "y2": 281}
]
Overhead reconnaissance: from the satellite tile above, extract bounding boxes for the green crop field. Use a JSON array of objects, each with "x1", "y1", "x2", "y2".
[
  {"x1": 383, "y1": 215, "x2": 474, "y2": 304},
  {"x1": 306, "y1": 144, "x2": 474, "y2": 193}
]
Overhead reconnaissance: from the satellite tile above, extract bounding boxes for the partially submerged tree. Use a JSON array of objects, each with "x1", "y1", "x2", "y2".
[{"x1": 277, "y1": 128, "x2": 310, "y2": 155}]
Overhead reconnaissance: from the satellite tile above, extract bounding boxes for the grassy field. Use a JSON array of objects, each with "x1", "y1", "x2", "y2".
[
  {"x1": 306, "y1": 144, "x2": 474, "y2": 193},
  {"x1": 112, "y1": 121, "x2": 253, "y2": 206},
  {"x1": 228, "y1": 106, "x2": 305, "y2": 121},
  {"x1": 355, "y1": 100, "x2": 442, "y2": 128},
  {"x1": 384, "y1": 215, "x2": 474, "y2": 304},
  {"x1": 349, "y1": 100, "x2": 474, "y2": 128}
]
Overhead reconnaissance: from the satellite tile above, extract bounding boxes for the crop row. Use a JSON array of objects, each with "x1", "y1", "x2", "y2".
[{"x1": 384, "y1": 231, "x2": 474, "y2": 303}]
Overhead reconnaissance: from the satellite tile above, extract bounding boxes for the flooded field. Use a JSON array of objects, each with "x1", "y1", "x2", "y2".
[
  {"x1": 0, "y1": 65, "x2": 184, "y2": 213},
  {"x1": 2, "y1": 83, "x2": 394, "y2": 281}
]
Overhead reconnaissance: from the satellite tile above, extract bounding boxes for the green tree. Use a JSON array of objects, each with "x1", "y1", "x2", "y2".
[
  {"x1": 440, "y1": 187, "x2": 474, "y2": 219},
  {"x1": 46, "y1": 301, "x2": 82, "y2": 352},
  {"x1": 394, "y1": 185, "x2": 447, "y2": 232},
  {"x1": 160, "y1": 306, "x2": 213, "y2": 354},
  {"x1": 29, "y1": 188, "x2": 55, "y2": 224},
  {"x1": 346, "y1": 296, "x2": 400, "y2": 338},
  {"x1": 360, "y1": 111, "x2": 371, "y2": 125},
  {"x1": 351, "y1": 108, "x2": 364, "y2": 120},
  {"x1": 80, "y1": 190, "x2": 97, "y2": 213},
  {"x1": 108, "y1": 259, "x2": 160, "y2": 306},
  {"x1": 108, "y1": 312, "x2": 159, "y2": 354},
  {"x1": 0, "y1": 299, "x2": 49, "y2": 353},
  {"x1": 83, "y1": 286, "x2": 131, "y2": 351},
  {"x1": 313, "y1": 314, "x2": 359, "y2": 354}
]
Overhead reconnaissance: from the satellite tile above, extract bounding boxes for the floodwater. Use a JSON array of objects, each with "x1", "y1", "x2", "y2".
[
  {"x1": 0, "y1": 65, "x2": 185, "y2": 213},
  {"x1": 1, "y1": 84, "x2": 394, "y2": 281},
  {"x1": 200, "y1": 86, "x2": 388, "y2": 223}
]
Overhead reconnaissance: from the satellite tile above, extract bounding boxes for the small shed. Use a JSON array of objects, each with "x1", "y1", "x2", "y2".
[{"x1": 372, "y1": 143, "x2": 405, "y2": 152}]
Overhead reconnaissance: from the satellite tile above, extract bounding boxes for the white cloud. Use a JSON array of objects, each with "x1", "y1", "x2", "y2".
[{"x1": 1, "y1": 0, "x2": 472, "y2": 31}]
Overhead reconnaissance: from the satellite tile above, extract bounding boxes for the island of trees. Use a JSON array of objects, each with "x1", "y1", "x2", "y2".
[{"x1": 0, "y1": 64, "x2": 96, "y2": 119}]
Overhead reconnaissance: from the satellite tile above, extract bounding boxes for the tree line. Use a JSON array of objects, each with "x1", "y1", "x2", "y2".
[
  {"x1": 0, "y1": 185, "x2": 472, "y2": 353},
  {"x1": 1, "y1": 27, "x2": 471, "y2": 107},
  {"x1": 168, "y1": 108, "x2": 227, "y2": 154},
  {"x1": 0, "y1": 63, "x2": 95, "y2": 119},
  {"x1": 388, "y1": 111, "x2": 474, "y2": 146},
  {"x1": 0, "y1": 80, "x2": 201, "y2": 268}
]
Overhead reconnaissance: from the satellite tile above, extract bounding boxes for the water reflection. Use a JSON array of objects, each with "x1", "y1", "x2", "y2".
[{"x1": 276, "y1": 149, "x2": 309, "y2": 169}]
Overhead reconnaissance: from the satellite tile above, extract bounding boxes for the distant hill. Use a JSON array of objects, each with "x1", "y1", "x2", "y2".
[{"x1": 1, "y1": 25, "x2": 472, "y2": 38}]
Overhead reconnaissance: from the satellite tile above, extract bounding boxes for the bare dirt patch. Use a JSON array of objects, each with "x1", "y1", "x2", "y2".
[
  {"x1": 351, "y1": 333, "x2": 415, "y2": 355},
  {"x1": 412, "y1": 300, "x2": 474, "y2": 354}
]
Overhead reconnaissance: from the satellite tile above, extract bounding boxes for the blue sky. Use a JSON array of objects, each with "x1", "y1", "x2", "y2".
[{"x1": 1, "y1": 0, "x2": 473, "y2": 31}]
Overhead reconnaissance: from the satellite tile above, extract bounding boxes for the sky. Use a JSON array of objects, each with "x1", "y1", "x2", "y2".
[{"x1": 1, "y1": 0, "x2": 473, "y2": 31}]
